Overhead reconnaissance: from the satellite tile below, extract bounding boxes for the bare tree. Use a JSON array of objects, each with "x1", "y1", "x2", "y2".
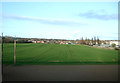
[
  {"x1": 97, "y1": 37, "x2": 101, "y2": 46},
  {"x1": 81, "y1": 37, "x2": 85, "y2": 44},
  {"x1": 93, "y1": 36, "x2": 96, "y2": 45},
  {"x1": 91, "y1": 37, "x2": 93, "y2": 45},
  {"x1": 87, "y1": 38, "x2": 90, "y2": 45}
]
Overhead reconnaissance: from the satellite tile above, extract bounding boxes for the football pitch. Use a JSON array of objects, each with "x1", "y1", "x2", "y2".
[{"x1": 3, "y1": 43, "x2": 118, "y2": 65}]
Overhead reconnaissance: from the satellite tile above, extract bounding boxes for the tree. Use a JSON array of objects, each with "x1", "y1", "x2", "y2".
[
  {"x1": 85, "y1": 37, "x2": 87, "y2": 45},
  {"x1": 3, "y1": 37, "x2": 14, "y2": 43},
  {"x1": 111, "y1": 43, "x2": 116, "y2": 47},
  {"x1": 81, "y1": 37, "x2": 84, "y2": 44},
  {"x1": 97, "y1": 37, "x2": 100, "y2": 45},
  {"x1": 93, "y1": 36, "x2": 96, "y2": 45},
  {"x1": 85, "y1": 37, "x2": 90, "y2": 45},
  {"x1": 91, "y1": 37, "x2": 93, "y2": 45},
  {"x1": 82, "y1": 37, "x2": 86, "y2": 44},
  {"x1": 87, "y1": 38, "x2": 90, "y2": 45}
]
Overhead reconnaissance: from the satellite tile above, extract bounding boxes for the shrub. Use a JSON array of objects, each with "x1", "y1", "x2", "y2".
[
  {"x1": 111, "y1": 43, "x2": 116, "y2": 47},
  {"x1": 114, "y1": 47, "x2": 119, "y2": 50}
]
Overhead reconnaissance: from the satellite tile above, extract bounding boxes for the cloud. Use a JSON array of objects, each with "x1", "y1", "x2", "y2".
[
  {"x1": 3, "y1": 14, "x2": 88, "y2": 26},
  {"x1": 79, "y1": 10, "x2": 117, "y2": 20}
]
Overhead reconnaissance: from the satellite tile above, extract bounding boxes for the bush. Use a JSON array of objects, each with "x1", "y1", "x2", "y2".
[
  {"x1": 114, "y1": 47, "x2": 119, "y2": 50},
  {"x1": 111, "y1": 43, "x2": 116, "y2": 47}
]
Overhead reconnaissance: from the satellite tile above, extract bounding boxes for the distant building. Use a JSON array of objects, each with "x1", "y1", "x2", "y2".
[
  {"x1": 41, "y1": 40, "x2": 44, "y2": 43},
  {"x1": 32, "y1": 40, "x2": 41, "y2": 43},
  {"x1": 109, "y1": 41, "x2": 118, "y2": 46},
  {"x1": 68, "y1": 42, "x2": 73, "y2": 44},
  {"x1": 36, "y1": 41, "x2": 40, "y2": 43},
  {"x1": 32, "y1": 41, "x2": 37, "y2": 43},
  {"x1": 60, "y1": 42, "x2": 65, "y2": 44}
]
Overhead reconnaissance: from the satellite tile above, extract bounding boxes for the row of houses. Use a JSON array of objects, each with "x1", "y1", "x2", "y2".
[
  {"x1": 93, "y1": 40, "x2": 119, "y2": 48},
  {"x1": 28, "y1": 39, "x2": 119, "y2": 47},
  {"x1": 30, "y1": 39, "x2": 74, "y2": 45},
  {"x1": 2, "y1": 35, "x2": 119, "y2": 48}
]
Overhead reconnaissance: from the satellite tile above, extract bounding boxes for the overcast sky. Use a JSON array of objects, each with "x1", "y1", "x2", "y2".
[{"x1": 2, "y1": 2, "x2": 118, "y2": 40}]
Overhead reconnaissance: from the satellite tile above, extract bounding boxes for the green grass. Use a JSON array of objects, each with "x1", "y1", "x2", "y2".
[{"x1": 3, "y1": 43, "x2": 118, "y2": 65}]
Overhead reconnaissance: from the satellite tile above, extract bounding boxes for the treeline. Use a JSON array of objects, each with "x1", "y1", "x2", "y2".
[
  {"x1": 2, "y1": 36, "x2": 103, "y2": 45},
  {"x1": 77, "y1": 36, "x2": 102, "y2": 46},
  {"x1": 2, "y1": 37, "x2": 32, "y2": 43}
]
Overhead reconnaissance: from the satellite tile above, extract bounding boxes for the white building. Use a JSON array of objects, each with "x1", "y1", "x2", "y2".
[
  {"x1": 32, "y1": 41, "x2": 37, "y2": 43},
  {"x1": 109, "y1": 41, "x2": 119, "y2": 46}
]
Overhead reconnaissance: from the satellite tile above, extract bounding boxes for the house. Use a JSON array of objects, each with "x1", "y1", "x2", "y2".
[
  {"x1": 32, "y1": 41, "x2": 37, "y2": 43},
  {"x1": 41, "y1": 40, "x2": 44, "y2": 43},
  {"x1": 66, "y1": 43, "x2": 68, "y2": 44},
  {"x1": 60, "y1": 42, "x2": 65, "y2": 44},
  {"x1": 68, "y1": 42, "x2": 73, "y2": 44},
  {"x1": 32, "y1": 40, "x2": 41, "y2": 43},
  {"x1": 36, "y1": 41, "x2": 40, "y2": 43},
  {"x1": 109, "y1": 41, "x2": 118, "y2": 46},
  {"x1": 100, "y1": 44, "x2": 111, "y2": 47}
]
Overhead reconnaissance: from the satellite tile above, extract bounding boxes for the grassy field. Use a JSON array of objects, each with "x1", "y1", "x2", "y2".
[{"x1": 3, "y1": 43, "x2": 118, "y2": 65}]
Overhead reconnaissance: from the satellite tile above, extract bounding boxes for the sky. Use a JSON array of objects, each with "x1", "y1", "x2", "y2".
[{"x1": 1, "y1": 2, "x2": 118, "y2": 40}]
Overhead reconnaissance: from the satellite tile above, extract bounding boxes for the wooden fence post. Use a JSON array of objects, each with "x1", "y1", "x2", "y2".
[
  {"x1": 1, "y1": 33, "x2": 3, "y2": 77},
  {"x1": 14, "y1": 40, "x2": 16, "y2": 65}
]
